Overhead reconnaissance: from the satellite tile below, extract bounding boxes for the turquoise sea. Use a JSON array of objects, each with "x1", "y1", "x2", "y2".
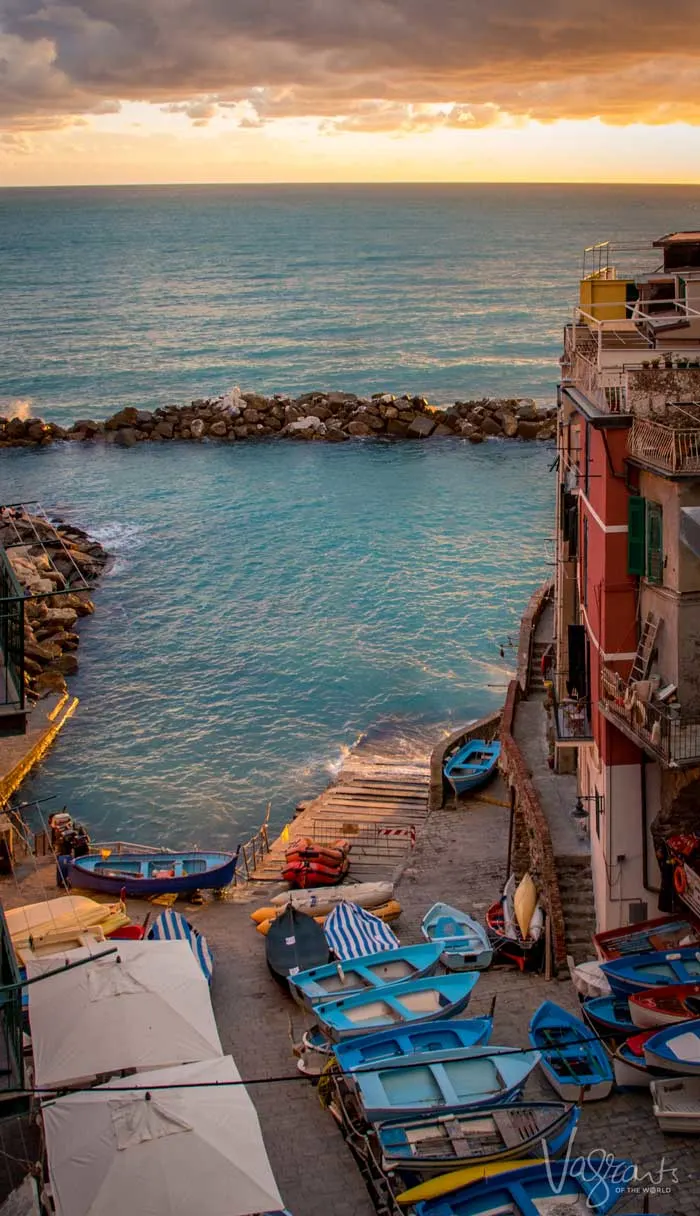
[{"x1": 1, "y1": 185, "x2": 700, "y2": 845}]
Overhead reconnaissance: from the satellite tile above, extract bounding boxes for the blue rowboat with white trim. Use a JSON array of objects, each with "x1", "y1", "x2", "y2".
[
  {"x1": 333, "y1": 1018, "x2": 493, "y2": 1072},
  {"x1": 601, "y1": 947, "x2": 700, "y2": 996},
  {"x1": 644, "y1": 1017, "x2": 700, "y2": 1075},
  {"x1": 376, "y1": 1100, "x2": 578, "y2": 1179},
  {"x1": 314, "y1": 974, "x2": 479, "y2": 1042},
  {"x1": 421, "y1": 903, "x2": 493, "y2": 971},
  {"x1": 529, "y1": 1000, "x2": 613, "y2": 1101},
  {"x1": 581, "y1": 994, "x2": 636, "y2": 1039},
  {"x1": 409, "y1": 1158, "x2": 634, "y2": 1215},
  {"x1": 64, "y1": 849, "x2": 239, "y2": 897},
  {"x1": 350, "y1": 1047, "x2": 540, "y2": 1122},
  {"x1": 288, "y1": 943, "x2": 442, "y2": 1011},
  {"x1": 147, "y1": 909, "x2": 214, "y2": 984},
  {"x1": 443, "y1": 740, "x2": 500, "y2": 798}
]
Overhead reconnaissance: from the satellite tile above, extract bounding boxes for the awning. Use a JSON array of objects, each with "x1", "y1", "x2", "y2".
[{"x1": 27, "y1": 940, "x2": 222, "y2": 1088}]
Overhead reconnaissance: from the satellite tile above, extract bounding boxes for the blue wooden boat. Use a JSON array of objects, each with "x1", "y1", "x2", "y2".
[
  {"x1": 376, "y1": 1100, "x2": 578, "y2": 1178},
  {"x1": 529, "y1": 1000, "x2": 613, "y2": 1101},
  {"x1": 350, "y1": 1047, "x2": 540, "y2": 1121},
  {"x1": 644, "y1": 1017, "x2": 700, "y2": 1076},
  {"x1": 601, "y1": 947, "x2": 700, "y2": 996},
  {"x1": 421, "y1": 904, "x2": 493, "y2": 971},
  {"x1": 64, "y1": 848, "x2": 239, "y2": 897},
  {"x1": 314, "y1": 973, "x2": 480, "y2": 1042},
  {"x1": 410, "y1": 1159, "x2": 634, "y2": 1215},
  {"x1": 333, "y1": 1018, "x2": 493, "y2": 1072},
  {"x1": 288, "y1": 943, "x2": 442, "y2": 1010},
  {"x1": 444, "y1": 740, "x2": 500, "y2": 798},
  {"x1": 594, "y1": 914, "x2": 700, "y2": 960},
  {"x1": 581, "y1": 994, "x2": 636, "y2": 1038}
]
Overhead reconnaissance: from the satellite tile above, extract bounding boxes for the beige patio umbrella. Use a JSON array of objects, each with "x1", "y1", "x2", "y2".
[
  {"x1": 42, "y1": 1057, "x2": 284, "y2": 1216},
  {"x1": 27, "y1": 940, "x2": 222, "y2": 1088}
]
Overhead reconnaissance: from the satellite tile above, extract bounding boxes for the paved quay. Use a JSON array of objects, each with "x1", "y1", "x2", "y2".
[{"x1": 4, "y1": 789, "x2": 699, "y2": 1215}]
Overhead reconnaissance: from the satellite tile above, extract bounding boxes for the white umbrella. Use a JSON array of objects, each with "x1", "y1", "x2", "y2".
[
  {"x1": 42, "y1": 1057, "x2": 284, "y2": 1216},
  {"x1": 27, "y1": 940, "x2": 222, "y2": 1088}
]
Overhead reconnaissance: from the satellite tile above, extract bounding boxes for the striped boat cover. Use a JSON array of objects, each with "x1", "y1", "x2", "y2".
[
  {"x1": 324, "y1": 901, "x2": 399, "y2": 961},
  {"x1": 148, "y1": 910, "x2": 214, "y2": 983}
]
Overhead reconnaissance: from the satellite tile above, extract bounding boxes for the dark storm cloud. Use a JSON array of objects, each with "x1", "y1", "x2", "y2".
[{"x1": 2, "y1": 0, "x2": 700, "y2": 132}]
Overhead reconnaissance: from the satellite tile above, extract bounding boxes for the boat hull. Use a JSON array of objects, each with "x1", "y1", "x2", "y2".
[
  {"x1": 421, "y1": 903, "x2": 493, "y2": 972},
  {"x1": 601, "y1": 947, "x2": 700, "y2": 996},
  {"x1": 613, "y1": 1045, "x2": 654, "y2": 1089},
  {"x1": 377, "y1": 1101, "x2": 578, "y2": 1179},
  {"x1": 594, "y1": 915, "x2": 700, "y2": 961},
  {"x1": 644, "y1": 1020, "x2": 700, "y2": 1075},
  {"x1": 333, "y1": 1018, "x2": 493, "y2": 1073},
  {"x1": 410, "y1": 1159, "x2": 633, "y2": 1216},
  {"x1": 443, "y1": 740, "x2": 500, "y2": 798},
  {"x1": 288, "y1": 943, "x2": 442, "y2": 1011},
  {"x1": 629, "y1": 981, "x2": 700, "y2": 1029},
  {"x1": 65, "y1": 850, "x2": 238, "y2": 896},
  {"x1": 582, "y1": 995, "x2": 636, "y2": 1039},
  {"x1": 314, "y1": 974, "x2": 479, "y2": 1043},
  {"x1": 529, "y1": 999, "x2": 613, "y2": 1103}
]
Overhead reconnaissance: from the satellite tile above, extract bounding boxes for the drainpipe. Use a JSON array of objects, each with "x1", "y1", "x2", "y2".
[{"x1": 641, "y1": 752, "x2": 659, "y2": 894}]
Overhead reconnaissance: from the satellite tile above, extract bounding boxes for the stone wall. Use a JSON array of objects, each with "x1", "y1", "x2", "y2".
[{"x1": 0, "y1": 392, "x2": 557, "y2": 449}]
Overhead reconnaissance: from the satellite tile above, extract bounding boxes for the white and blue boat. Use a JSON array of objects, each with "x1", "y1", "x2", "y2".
[
  {"x1": 333, "y1": 1018, "x2": 493, "y2": 1072},
  {"x1": 350, "y1": 1047, "x2": 540, "y2": 1122},
  {"x1": 644, "y1": 1018, "x2": 700, "y2": 1076},
  {"x1": 529, "y1": 1000, "x2": 613, "y2": 1101},
  {"x1": 288, "y1": 942, "x2": 441, "y2": 1011},
  {"x1": 314, "y1": 973, "x2": 479, "y2": 1042},
  {"x1": 581, "y1": 994, "x2": 636, "y2": 1038},
  {"x1": 601, "y1": 947, "x2": 700, "y2": 996},
  {"x1": 443, "y1": 740, "x2": 500, "y2": 798},
  {"x1": 376, "y1": 1100, "x2": 578, "y2": 1178},
  {"x1": 410, "y1": 1159, "x2": 634, "y2": 1215},
  {"x1": 64, "y1": 849, "x2": 239, "y2": 897},
  {"x1": 421, "y1": 904, "x2": 493, "y2": 971}
]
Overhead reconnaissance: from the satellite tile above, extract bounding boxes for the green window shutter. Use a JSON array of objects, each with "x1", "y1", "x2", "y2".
[
  {"x1": 646, "y1": 501, "x2": 664, "y2": 584},
  {"x1": 628, "y1": 495, "x2": 646, "y2": 575}
]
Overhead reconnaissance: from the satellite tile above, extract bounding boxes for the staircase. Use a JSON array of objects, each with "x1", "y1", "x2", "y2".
[
  {"x1": 529, "y1": 639, "x2": 550, "y2": 698},
  {"x1": 556, "y1": 855, "x2": 596, "y2": 963}
]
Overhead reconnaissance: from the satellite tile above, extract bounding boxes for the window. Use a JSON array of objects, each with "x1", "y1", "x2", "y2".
[{"x1": 628, "y1": 495, "x2": 663, "y2": 583}]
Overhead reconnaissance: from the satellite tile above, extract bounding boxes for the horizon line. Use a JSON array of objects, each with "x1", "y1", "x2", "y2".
[{"x1": 2, "y1": 178, "x2": 700, "y2": 190}]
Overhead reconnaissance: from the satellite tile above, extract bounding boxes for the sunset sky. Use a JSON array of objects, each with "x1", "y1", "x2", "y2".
[{"x1": 3, "y1": 0, "x2": 700, "y2": 185}]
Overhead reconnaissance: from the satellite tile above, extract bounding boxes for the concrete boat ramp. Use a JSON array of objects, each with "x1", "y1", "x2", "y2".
[{"x1": 252, "y1": 751, "x2": 431, "y2": 883}]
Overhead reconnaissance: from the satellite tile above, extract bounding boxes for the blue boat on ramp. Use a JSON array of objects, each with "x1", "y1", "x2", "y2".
[
  {"x1": 350, "y1": 1046, "x2": 540, "y2": 1122},
  {"x1": 314, "y1": 973, "x2": 480, "y2": 1042},
  {"x1": 376, "y1": 1100, "x2": 578, "y2": 1179},
  {"x1": 444, "y1": 740, "x2": 500, "y2": 798},
  {"x1": 421, "y1": 904, "x2": 493, "y2": 972},
  {"x1": 333, "y1": 1018, "x2": 493, "y2": 1072},
  {"x1": 288, "y1": 942, "x2": 442, "y2": 1011},
  {"x1": 601, "y1": 947, "x2": 700, "y2": 996},
  {"x1": 529, "y1": 1000, "x2": 613, "y2": 1101},
  {"x1": 581, "y1": 994, "x2": 636, "y2": 1038},
  {"x1": 408, "y1": 1158, "x2": 634, "y2": 1215},
  {"x1": 64, "y1": 849, "x2": 240, "y2": 897}
]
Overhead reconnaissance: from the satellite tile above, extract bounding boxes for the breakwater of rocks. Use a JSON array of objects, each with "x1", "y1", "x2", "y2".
[
  {"x1": 0, "y1": 509, "x2": 109, "y2": 703},
  {"x1": 0, "y1": 391, "x2": 556, "y2": 448}
]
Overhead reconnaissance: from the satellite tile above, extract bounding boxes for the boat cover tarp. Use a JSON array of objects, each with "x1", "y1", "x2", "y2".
[
  {"x1": 42, "y1": 1057, "x2": 284, "y2": 1216},
  {"x1": 27, "y1": 940, "x2": 222, "y2": 1087},
  {"x1": 324, "y1": 900, "x2": 399, "y2": 960},
  {"x1": 147, "y1": 910, "x2": 214, "y2": 983}
]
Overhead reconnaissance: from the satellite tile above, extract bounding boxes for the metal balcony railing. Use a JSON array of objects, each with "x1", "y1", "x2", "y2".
[
  {"x1": 600, "y1": 666, "x2": 700, "y2": 767},
  {"x1": 628, "y1": 417, "x2": 700, "y2": 475}
]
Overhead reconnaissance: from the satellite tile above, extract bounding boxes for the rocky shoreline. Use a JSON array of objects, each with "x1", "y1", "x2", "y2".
[
  {"x1": 0, "y1": 510, "x2": 109, "y2": 704},
  {"x1": 0, "y1": 391, "x2": 557, "y2": 448}
]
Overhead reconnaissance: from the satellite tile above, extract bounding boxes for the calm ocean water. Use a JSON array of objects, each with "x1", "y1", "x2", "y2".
[
  {"x1": 2, "y1": 184, "x2": 700, "y2": 418},
  {"x1": 2, "y1": 185, "x2": 700, "y2": 846}
]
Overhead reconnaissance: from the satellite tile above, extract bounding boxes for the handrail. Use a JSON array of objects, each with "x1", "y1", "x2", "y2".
[{"x1": 629, "y1": 418, "x2": 700, "y2": 474}]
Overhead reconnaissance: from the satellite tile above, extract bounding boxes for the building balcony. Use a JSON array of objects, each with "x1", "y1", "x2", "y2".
[
  {"x1": 600, "y1": 666, "x2": 700, "y2": 768},
  {"x1": 553, "y1": 692, "x2": 593, "y2": 747},
  {"x1": 628, "y1": 415, "x2": 700, "y2": 476}
]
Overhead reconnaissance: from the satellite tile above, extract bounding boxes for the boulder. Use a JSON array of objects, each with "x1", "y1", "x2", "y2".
[
  {"x1": 325, "y1": 426, "x2": 349, "y2": 442},
  {"x1": 106, "y1": 406, "x2": 139, "y2": 430},
  {"x1": 479, "y1": 416, "x2": 503, "y2": 437},
  {"x1": 242, "y1": 408, "x2": 260, "y2": 424},
  {"x1": 346, "y1": 420, "x2": 373, "y2": 437},
  {"x1": 242, "y1": 394, "x2": 268, "y2": 411},
  {"x1": 432, "y1": 424, "x2": 454, "y2": 437},
  {"x1": 501, "y1": 412, "x2": 519, "y2": 438},
  {"x1": 42, "y1": 607, "x2": 79, "y2": 628},
  {"x1": 284, "y1": 404, "x2": 304, "y2": 423},
  {"x1": 516, "y1": 401, "x2": 539, "y2": 421},
  {"x1": 364, "y1": 414, "x2": 385, "y2": 432},
  {"x1": 517, "y1": 420, "x2": 542, "y2": 440},
  {"x1": 233, "y1": 425, "x2": 249, "y2": 439},
  {"x1": 114, "y1": 428, "x2": 138, "y2": 448},
  {"x1": 209, "y1": 420, "x2": 228, "y2": 437},
  {"x1": 32, "y1": 671, "x2": 68, "y2": 698},
  {"x1": 190, "y1": 418, "x2": 205, "y2": 438},
  {"x1": 288, "y1": 416, "x2": 323, "y2": 433},
  {"x1": 382, "y1": 405, "x2": 399, "y2": 420},
  {"x1": 53, "y1": 653, "x2": 79, "y2": 675},
  {"x1": 153, "y1": 421, "x2": 174, "y2": 439},
  {"x1": 386, "y1": 419, "x2": 409, "y2": 437},
  {"x1": 407, "y1": 415, "x2": 435, "y2": 438},
  {"x1": 25, "y1": 640, "x2": 61, "y2": 663},
  {"x1": 468, "y1": 431, "x2": 485, "y2": 444},
  {"x1": 135, "y1": 410, "x2": 153, "y2": 425}
]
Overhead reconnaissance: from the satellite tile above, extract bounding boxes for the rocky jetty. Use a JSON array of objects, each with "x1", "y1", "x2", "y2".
[
  {"x1": 0, "y1": 510, "x2": 109, "y2": 703},
  {"x1": 0, "y1": 392, "x2": 556, "y2": 448}
]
